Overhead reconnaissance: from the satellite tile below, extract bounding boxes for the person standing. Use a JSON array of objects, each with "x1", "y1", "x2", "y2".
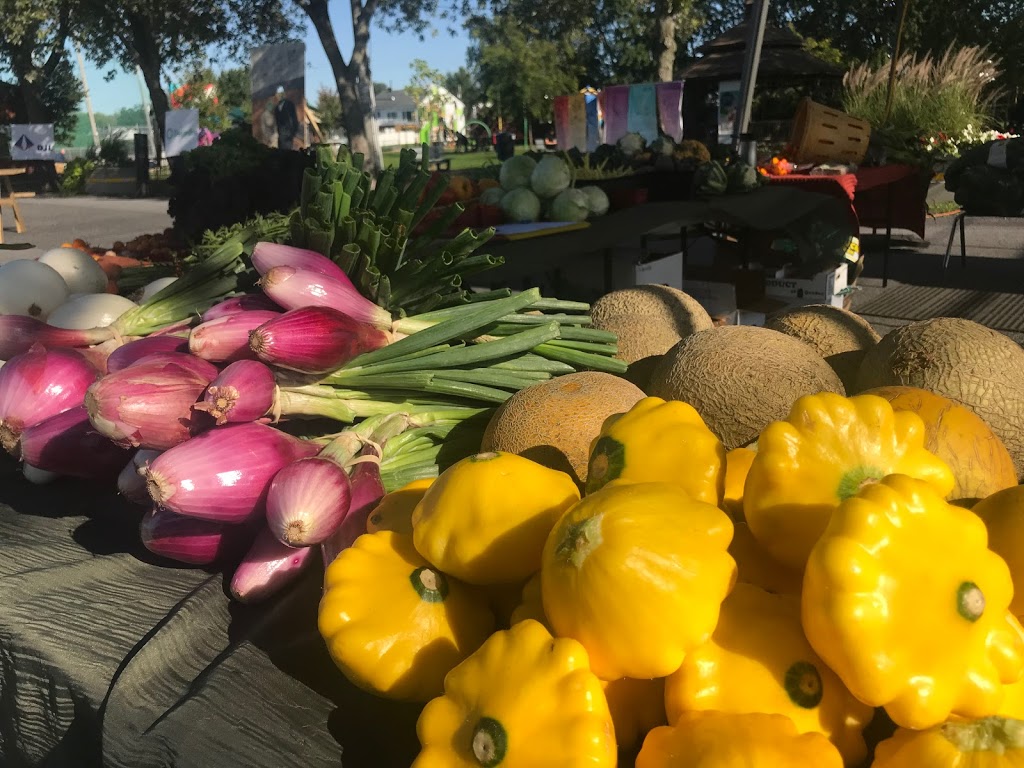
[{"x1": 273, "y1": 85, "x2": 299, "y2": 151}]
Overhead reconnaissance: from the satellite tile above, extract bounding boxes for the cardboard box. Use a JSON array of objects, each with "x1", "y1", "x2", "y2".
[
  {"x1": 631, "y1": 251, "x2": 684, "y2": 290},
  {"x1": 683, "y1": 278, "x2": 738, "y2": 317},
  {"x1": 735, "y1": 296, "x2": 793, "y2": 327},
  {"x1": 763, "y1": 263, "x2": 848, "y2": 308}
]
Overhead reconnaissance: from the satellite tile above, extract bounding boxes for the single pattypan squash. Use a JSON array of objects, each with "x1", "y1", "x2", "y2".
[
  {"x1": 872, "y1": 717, "x2": 1024, "y2": 767},
  {"x1": 802, "y1": 474, "x2": 1024, "y2": 729},
  {"x1": 665, "y1": 582, "x2": 872, "y2": 764},
  {"x1": 722, "y1": 446, "x2": 756, "y2": 519},
  {"x1": 729, "y1": 521, "x2": 803, "y2": 596},
  {"x1": 541, "y1": 480, "x2": 736, "y2": 680},
  {"x1": 318, "y1": 531, "x2": 495, "y2": 703},
  {"x1": 586, "y1": 396, "x2": 725, "y2": 504},
  {"x1": 972, "y1": 486, "x2": 1024, "y2": 619},
  {"x1": 412, "y1": 451, "x2": 579, "y2": 585},
  {"x1": 509, "y1": 573, "x2": 550, "y2": 631},
  {"x1": 636, "y1": 711, "x2": 844, "y2": 768},
  {"x1": 602, "y1": 677, "x2": 667, "y2": 751},
  {"x1": 366, "y1": 478, "x2": 433, "y2": 536},
  {"x1": 998, "y1": 679, "x2": 1024, "y2": 720},
  {"x1": 745, "y1": 392, "x2": 955, "y2": 570},
  {"x1": 413, "y1": 619, "x2": 616, "y2": 768}
]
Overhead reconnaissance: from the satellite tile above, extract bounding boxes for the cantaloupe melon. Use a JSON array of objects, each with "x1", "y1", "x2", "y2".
[
  {"x1": 647, "y1": 326, "x2": 845, "y2": 450},
  {"x1": 765, "y1": 304, "x2": 880, "y2": 392},
  {"x1": 481, "y1": 372, "x2": 645, "y2": 485},
  {"x1": 590, "y1": 286, "x2": 713, "y2": 364},
  {"x1": 863, "y1": 385, "x2": 1018, "y2": 504},
  {"x1": 857, "y1": 318, "x2": 1024, "y2": 480}
]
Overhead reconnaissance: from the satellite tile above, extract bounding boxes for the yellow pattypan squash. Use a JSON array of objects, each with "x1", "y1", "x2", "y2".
[
  {"x1": 636, "y1": 711, "x2": 845, "y2": 768},
  {"x1": 665, "y1": 582, "x2": 872, "y2": 764},
  {"x1": 972, "y1": 486, "x2": 1024, "y2": 619},
  {"x1": 366, "y1": 477, "x2": 433, "y2": 536},
  {"x1": 872, "y1": 717, "x2": 1024, "y2": 767},
  {"x1": 602, "y1": 677, "x2": 667, "y2": 751},
  {"x1": 729, "y1": 521, "x2": 803, "y2": 596},
  {"x1": 585, "y1": 396, "x2": 725, "y2": 505},
  {"x1": 802, "y1": 474, "x2": 1024, "y2": 730},
  {"x1": 722, "y1": 446, "x2": 756, "y2": 519},
  {"x1": 318, "y1": 530, "x2": 495, "y2": 702},
  {"x1": 413, "y1": 619, "x2": 616, "y2": 767},
  {"x1": 745, "y1": 392, "x2": 955, "y2": 570},
  {"x1": 509, "y1": 572, "x2": 550, "y2": 631},
  {"x1": 412, "y1": 451, "x2": 579, "y2": 585},
  {"x1": 541, "y1": 480, "x2": 736, "y2": 679},
  {"x1": 998, "y1": 679, "x2": 1024, "y2": 720}
]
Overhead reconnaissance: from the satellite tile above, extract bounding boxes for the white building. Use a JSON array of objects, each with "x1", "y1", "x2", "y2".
[{"x1": 373, "y1": 86, "x2": 466, "y2": 149}]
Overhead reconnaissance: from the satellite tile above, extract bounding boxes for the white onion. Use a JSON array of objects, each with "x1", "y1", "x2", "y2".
[
  {"x1": 0, "y1": 259, "x2": 69, "y2": 319},
  {"x1": 140, "y1": 276, "x2": 178, "y2": 303},
  {"x1": 38, "y1": 247, "x2": 108, "y2": 294},
  {"x1": 23, "y1": 463, "x2": 59, "y2": 484},
  {"x1": 46, "y1": 294, "x2": 137, "y2": 330}
]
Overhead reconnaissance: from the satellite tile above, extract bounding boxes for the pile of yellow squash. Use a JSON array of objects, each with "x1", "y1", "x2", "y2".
[{"x1": 318, "y1": 388, "x2": 1024, "y2": 767}]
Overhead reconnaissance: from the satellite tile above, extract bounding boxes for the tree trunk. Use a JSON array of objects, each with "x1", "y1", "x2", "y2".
[
  {"x1": 300, "y1": 0, "x2": 381, "y2": 171},
  {"x1": 127, "y1": 11, "x2": 168, "y2": 164},
  {"x1": 656, "y1": 10, "x2": 678, "y2": 82}
]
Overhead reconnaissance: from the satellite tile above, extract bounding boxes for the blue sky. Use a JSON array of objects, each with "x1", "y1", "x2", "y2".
[{"x1": 78, "y1": 11, "x2": 472, "y2": 114}]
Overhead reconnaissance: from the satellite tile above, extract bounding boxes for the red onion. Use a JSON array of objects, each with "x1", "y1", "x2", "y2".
[
  {"x1": 201, "y1": 294, "x2": 280, "y2": 323},
  {"x1": 230, "y1": 527, "x2": 315, "y2": 603},
  {"x1": 19, "y1": 405, "x2": 133, "y2": 480},
  {"x1": 251, "y1": 242, "x2": 350, "y2": 282},
  {"x1": 78, "y1": 338, "x2": 125, "y2": 374},
  {"x1": 144, "y1": 422, "x2": 319, "y2": 523},
  {"x1": 0, "y1": 344, "x2": 98, "y2": 455},
  {"x1": 188, "y1": 310, "x2": 280, "y2": 363},
  {"x1": 0, "y1": 315, "x2": 110, "y2": 359},
  {"x1": 84, "y1": 358, "x2": 215, "y2": 449},
  {"x1": 127, "y1": 351, "x2": 219, "y2": 380},
  {"x1": 321, "y1": 447, "x2": 386, "y2": 566},
  {"x1": 266, "y1": 457, "x2": 351, "y2": 547},
  {"x1": 118, "y1": 449, "x2": 162, "y2": 505},
  {"x1": 140, "y1": 506, "x2": 242, "y2": 566},
  {"x1": 107, "y1": 336, "x2": 189, "y2": 372},
  {"x1": 249, "y1": 306, "x2": 390, "y2": 374},
  {"x1": 258, "y1": 265, "x2": 393, "y2": 330},
  {"x1": 193, "y1": 360, "x2": 276, "y2": 426}
]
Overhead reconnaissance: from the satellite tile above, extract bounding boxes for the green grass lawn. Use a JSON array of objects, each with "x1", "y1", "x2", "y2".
[{"x1": 381, "y1": 149, "x2": 501, "y2": 173}]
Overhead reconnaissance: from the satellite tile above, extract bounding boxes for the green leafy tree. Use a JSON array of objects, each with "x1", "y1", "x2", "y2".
[
  {"x1": 443, "y1": 67, "x2": 481, "y2": 109},
  {"x1": 217, "y1": 66, "x2": 252, "y2": 121},
  {"x1": 313, "y1": 85, "x2": 343, "y2": 132},
  {"x1": 174, "y1": 65, "x2": 231, "y2": 130},
  {"x1": 406, "y1": 58, "x2": 446, "y2": 118}
]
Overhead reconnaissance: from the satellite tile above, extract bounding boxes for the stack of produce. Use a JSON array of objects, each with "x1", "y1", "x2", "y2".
[
  {"x1": 490, "y1": 154, "x2": 611, "y2": 224},
  {"x1": 0, "y1": 143, "x2": 624, "y2": 601}
]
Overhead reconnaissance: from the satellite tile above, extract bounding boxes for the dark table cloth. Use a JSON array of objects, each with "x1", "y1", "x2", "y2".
[{"x1": 0, "y1": 459, "x2": 421, "y2": 768}]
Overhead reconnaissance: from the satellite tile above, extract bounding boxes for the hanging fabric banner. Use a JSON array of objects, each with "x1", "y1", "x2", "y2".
[
  {"x1": 626, "y1": 83, "x2": 659, "y2": 142},
  {"x1": 656, "y1": 81, "x2": 684, "y2": 141},
  {"x1": 567, "y1": 94, "x2": 587, "y2": 150},
  {"x1": 584, "y1": 93, "x2": 600, "y2": 152},
  {"x1": 602, "y1": 85, "x2": 630, "y2": 145},
  {"x1": 553, "y1": 96, "x2": 571, "y2": 150}
]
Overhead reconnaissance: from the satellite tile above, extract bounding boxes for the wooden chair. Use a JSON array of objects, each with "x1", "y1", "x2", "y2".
[{"x1": 0, "y1": 168, "x2": 32, "y2": 244}]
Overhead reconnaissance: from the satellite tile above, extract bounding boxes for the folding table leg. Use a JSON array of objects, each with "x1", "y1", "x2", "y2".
[
  {"x1": 959, "y1": 214, "x2": 967, "y2": 268},
  {"x1": 0, "y1": 204, "x2": 4, "y2": 244},
  {"x1": 942, "y1": 214, "x2": 960, "y2": 270},
  {"x1": 11, "y1": 199, "x2": 25, "y2": 234}
]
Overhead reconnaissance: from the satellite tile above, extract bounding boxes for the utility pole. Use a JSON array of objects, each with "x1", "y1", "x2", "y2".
[
  {"x1": 733, "y1": 0, "x2": 770, "y2": 145},
  {"x1": 74, "y1": 43, "x2": 101, "y2": 148},
  {"x1": 135, "y1": 66, "x2": 157, "y2": 161}
]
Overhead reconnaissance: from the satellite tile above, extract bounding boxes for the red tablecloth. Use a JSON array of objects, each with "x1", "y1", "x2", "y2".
[{"x1": 767, "y1": 165, "x2": 928, "y2": 238}]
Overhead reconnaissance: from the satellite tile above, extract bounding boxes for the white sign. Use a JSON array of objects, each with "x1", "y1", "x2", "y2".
[
  {"x1": 9, "y1": 124, "x2": 55, "y2": 160},
  {"x1": 164, "y1": 109, "x2": 199, "y2": 157}
]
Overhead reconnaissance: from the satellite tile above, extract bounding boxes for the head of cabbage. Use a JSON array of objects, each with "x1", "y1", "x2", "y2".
[
  {"x1": 547, "y1": 188, "x2": 590, "y2": 223},
  {"x1": 479, "y1": 187, "x2": 505, "y2": 206},
  {"x1": 500, "y1": 187, "x2": 542, "y2": 223},
  {"x1": 499, "y1": 155, "x2": 538, "y2": 191},
  {"x1": 530, "y1": 155, "x2": 572, "y2": 198},
  {"x1": 579, "y1": 186, "x2": 609, "y2": 217}
]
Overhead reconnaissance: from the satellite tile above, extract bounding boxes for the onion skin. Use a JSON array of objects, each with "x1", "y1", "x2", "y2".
[
  {"x1": 266, "y1": 457, "x2": 352, "y2": 547},
  {"x1": 125, "y1": 351, "x2": 219, "y2": 381},
  {"x1": 0, "y1": 344, "x2": 99, "y2": 455},
  {"x1": 192, "y1": 360, "x2": 276, "y2": 426},
  {"x1": 140, "y1": 506, "x2": 243, "y2": 566},
  {"x1": 84, "y1": 359, "x2": 216, "y2": 450},
  {"x1": 144, "y1": 423, "x2": 320, "y2": 523},
  {"x1": 188, "y1": 310, "x2": 280, "y2": 363},
  {"x1": 259, "y1": 265, "x2": 393, "y2": 330},
  {"x1": 230, "y1": 527, "x2": 315, "y2": 603},
  {"x1": 118, "y1": 449, "x2": 162, "y2": 505},
  {"x1": 19, "y1": 405, "x2": 133, "y2": 480},
  {"x1": 249, "y1": 306, "x2": 390, "y2": 374},
  {"x1": 200, "y1": 294, "x2": 280, "y2": 323},
  {"x1": 251, "y1": 242, "x2": 350, "y2": 282},
  {"x1": 0, "y1": 315, "x2": 111, "y2": 360},
  {"x1": 321, "y1": 447, "x2": 386, "y2": 566},
  {"x1": 107, "y1": 336, "x2": 190, "y2": 373}
]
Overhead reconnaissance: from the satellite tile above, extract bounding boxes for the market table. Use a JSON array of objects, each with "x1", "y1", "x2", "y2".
[{"x1": 0, "y1": 458, "x2": 422, "y2": 768}]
